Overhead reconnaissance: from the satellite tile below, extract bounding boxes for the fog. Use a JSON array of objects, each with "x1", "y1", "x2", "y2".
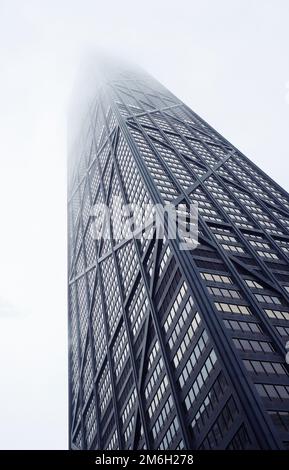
[{"x1": 0, "y1": 0, "x2": 288, "y2": 449}]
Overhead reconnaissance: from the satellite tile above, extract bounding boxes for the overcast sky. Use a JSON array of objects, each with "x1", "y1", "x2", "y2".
[{"x1": 0, "y1": 0, "x2": 288, "y2": 450}]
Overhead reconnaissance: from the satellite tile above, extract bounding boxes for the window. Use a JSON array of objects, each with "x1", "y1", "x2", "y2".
[
  {"x1": 148, "y1": 340, "x2": 160, "y2": 370},
  {"x1": 169, "y1": 311, "x2": 201, "y2": 354},
  {"x1": 243, "y1": 359, "x2": 287, "y2": 376},
  {"x1": 222, "y1": 244, "x2": 245, "y2": 253},
  {"x1": 129, "y1": 127, "x2": 179, "y2": 201},
  {"x1": 224, "y1": 319, "x2": 261, "y2": 334},
  {"x1": 121, "y1": 388, "x2": 137, "y2": 425},
  {"x1": 177, "y1": 330, "x2": 209, "y2": 382},
  {"x1": 268, "y1": 411, "x2": 289, "y2": 433},
  {"x1": 159, "y1": 245, "x2": 171, "y2": 276},
  {"x1": 158, "y1": 417, "x2": 180, "y2": 450},
  {"x1": 257, "y1": 250, "x2": 279, "y2": 260},
  {"x1": 191, "y1": 373, "x2": 228, "y2": 436},
  {"x1": 276, "y1": 240, "x2": 289, "y2": 253},
  {"x1": 163, "y1": 282, "x2": 189, "y2": 333},
  {"x1": 201, "y1": 272, "x2": 233, "y2": 284},
  {"x1": 98, "y1": 364, "x2": 113, "y2": 416},
  {"x1": 167, "y1": 301, "x2": 199, "y2": 350},
  {"x1": 106, "y1": 430, "x2": 118, "y2": 450},
  {"x1": 276, "y1": 325, "x2": 289, "y2": 337},
  {"x1": 265, "y1": 309, "x2": 289, "y2": 321},
  {"x1": 243, "y1": 232, "x2": 264, "y2": 241},
  {"x1": 101, "y1": 255, "x2": 122, "y2": 336},
  {"x1": 117, "y1": 241, "x2": 138, "y2": 291},
  {"x1": 249, "y1": 240, "x2": 271, "y2": 250},
  {"x1": 208, "y1": 286, "x2": 241, "y2": 299},
  {"x1": 233, "y1": 338, "x2": 274, "y2": 353},
  {"x1": 82, "y1": 348, "x2": 93, "y2": 403},
  {"x1": 91, "y1": 285, "x2": 107, "y2": 372},
  {"x1": 184, "y1": 350, "x2": 218, "y2": 409},
  {"x1": 124, "y1": 416, "x2": 135, "y2": 444},
  {"x1": 128, "y1": 282, "x2": 149, "y2": 337},
  {"x1": 200, "y1": 397, "x2": 239, "y2": 449},
  {"x1": 176, "y1": 440, "x2": 185, "y2": 450},
  {"x1": 145, "y1": 358, "x2": 165, "y2": 400},
  {"x1": 255, "y1": 294, "x2": 281, "y2": 305},
  {"x1": 215, "y1": 233, "x2": 238, "y2": 243},
  {"x1": 113, "y1": 324, "x2": 129, "y2": 378},
  {"x1": 84, "y1": 398, "x2": 97, "y2": 447},
  {"x1": 148, "y1": 376, "x2": 169, "y2": 418},
  {"x1": 245, "y1": 279, "x2": 264, "y2": 289},
  {"x1": 255, "y1": 383, "x2": 289, "y2": 401},
  {"x1": 227, "y1": 425, "x2": 251, "y2": 450},
  {"x1": 152, "y1": 395, "x2": 174, "y2": 439},
  {"x1": 215, "y1": 302, "x2": 251, "y2": 316}
]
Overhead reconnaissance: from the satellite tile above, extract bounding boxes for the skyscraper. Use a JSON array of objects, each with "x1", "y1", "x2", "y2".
[{"x1": 68, "y1": 59, "x2": 289, "y2": 450}]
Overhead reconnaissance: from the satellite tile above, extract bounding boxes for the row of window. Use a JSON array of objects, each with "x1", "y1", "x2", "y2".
[
  {"x1": 128, "y1": 282, "x2": 148, "y2": 338},
  {"x1": 121, "y1": 388, "x2": 137, "y2": 426},
  {"x1": 129, "y1": 127, "x2": 179, "y2": 202},
  {"x1": 233, "y1": 338, "x2": 274, "y2": 353},
  {"x1": 124, "y1": 415, "x2": 135, "y2": 444},
  {"x1": 106, "y1": 429, "x2": 118, "y2": 450},
  {"x1": 265, "y1": 309, "x2": 289, "y2": 321},
  {"x1": 224, "y1": 318, "x2": 262, "y2": 334},
  {"x1": 233, "y1": 154, "x2": 289, "y2": 210},
  {"x1": 184, "y1": 350, "x2": 218, "y2": 410},
  {"x1": 167, "y1": 297, "x2": 198, "y2": 350},
  {"x1": 98, "y1": 364, "x2": 112, "y2": 416},
  {"x1": 82, "y1": 347, "x2": 93, "y2": 404},
  {"x1": 226, "y1": 424, "x2": 251, "y2": 450},
  {"x1": 147, "y1": 376, "x2": 169, "y2": 419},
  {"x1": 158, "y1": 416, "x2": 180, "y2": 450},
  {"x1": 112, "y1": 325, "x2": 129, "y2": 378},
  {"x1": 256, "y1": 383, "x2": 289, "y2": 401},
  {"x1": 257, "y1": 250, "x2": 279, "y2": 260},
  {"x1": 191, "y1": 373, "x2": 228, "y2": 437},
  {"x1": 268, "y1": 411, "x2": 289, "y2": 433},
  {"x1": 170, "y1": 311, "x2": 201, "y2": 357},
  {"x1": 243, "y1": 359, "x2": 286, "y2": 376},
  {"x1": 208, "y1": 286, "x2": 241, "y2": 299},
  {"x1": 147, "y1": 340, "x2": 160, "y2": 370},
  {"x1": 276, "y1": 325, "x2": 289, "y2": 337},
  {"x1": 101, "y1": 255, "x2": 122, "y2": 336},
  {"x1": 200, "y1": 397, "x2": 239, "y2": 449},
  {"x1": 163, "y1": 282, "x2": 188, "y2": 333},
  {"x1": 178, "y1": 330, "x2": 209, "y2": 387},
  {"x1": 84, "y1": 399, "x2": 97, "y2": 448},
  {"x1": 215, "y1": 302, "x2": 251, "y2": 316},
  {"x1": 117, "y1": 241, "x2": 138, "y2": 292},
  {"x1": 201, "y1": 272, "x2": 232, "y2": 284},
  {"x1": 222, "y1": 243, "x2": 245, "y2": 253},
  {"x1": 151, "y1": 395, "x2": 174, "y2": 440},
  {"x1": 255, "y1": 293, "x2": 281, "y2": 305},
  {"x1": 144, "y1": 357, "x2": 164, "y2": 400},
  {"x1": 245, "y1": 279, "x2": 264, "y2": 289},
  {"x1": 159, "y1": 244, "x2": 171, "y2": 277}
]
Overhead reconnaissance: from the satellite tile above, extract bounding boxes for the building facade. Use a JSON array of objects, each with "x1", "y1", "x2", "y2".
[{"x1": 68, "y1": 60, "x2": 289, "y2": 450}]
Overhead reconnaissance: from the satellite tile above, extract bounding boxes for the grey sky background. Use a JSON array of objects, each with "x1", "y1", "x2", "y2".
[{"x1": 0, "y1": 0, "x2": 288, "y2": 449}]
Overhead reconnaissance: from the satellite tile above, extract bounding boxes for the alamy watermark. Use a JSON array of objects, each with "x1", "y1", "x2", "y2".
[{"x1": 89, "y1": 197, "x2": 199, "y2": 251}]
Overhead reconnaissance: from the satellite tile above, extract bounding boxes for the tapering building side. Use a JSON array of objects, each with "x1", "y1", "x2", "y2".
[{"x1": 68, "y1": 60, "x2": 289, "y2": 450}]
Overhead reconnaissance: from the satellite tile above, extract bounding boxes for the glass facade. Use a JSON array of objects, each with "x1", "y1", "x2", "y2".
[{"x1": 68, "y1": 60, "x2": 289, "y2": 450}]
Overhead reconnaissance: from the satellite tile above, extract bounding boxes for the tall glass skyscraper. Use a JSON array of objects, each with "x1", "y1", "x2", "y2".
[{"x1": 68, "y1": 59, "x2": 289, "y2": 450}]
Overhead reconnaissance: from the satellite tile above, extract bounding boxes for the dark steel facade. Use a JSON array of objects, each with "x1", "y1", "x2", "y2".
[{"x1": 68, "y1": 61, "x2": 289, "y2": 450}]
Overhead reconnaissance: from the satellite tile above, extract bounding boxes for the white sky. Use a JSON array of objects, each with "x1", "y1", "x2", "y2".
[{"x1": 0, "y1": 0, "x2": 288, "y2": 450}]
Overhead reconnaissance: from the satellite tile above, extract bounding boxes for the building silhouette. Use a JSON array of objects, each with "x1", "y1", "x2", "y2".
[{"x1": 68, "y1": 59, "x2": 289, "y2": 450}]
